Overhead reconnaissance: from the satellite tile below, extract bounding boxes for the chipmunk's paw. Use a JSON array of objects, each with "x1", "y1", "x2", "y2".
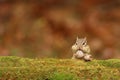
[{"x1": 84, "y1": 54, "x2": 93, "y2": 62}]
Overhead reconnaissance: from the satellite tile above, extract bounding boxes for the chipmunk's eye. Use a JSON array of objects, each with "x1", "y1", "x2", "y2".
[
  {"x1": 82, "y1": 42, "x2": 86, "y2": 46},
  {"x1": 75, "y1": 42, "x2": 78, "y2": 45}
]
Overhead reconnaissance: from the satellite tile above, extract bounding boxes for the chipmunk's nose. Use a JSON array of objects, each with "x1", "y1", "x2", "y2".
[{"x1": 78, "y1": 47, "x2": 82, "y2": 50}]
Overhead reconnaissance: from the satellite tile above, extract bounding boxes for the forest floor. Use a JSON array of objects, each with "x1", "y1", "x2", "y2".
[{"x1": 0, "y1": 56, "x2": 120, "y2": 80}]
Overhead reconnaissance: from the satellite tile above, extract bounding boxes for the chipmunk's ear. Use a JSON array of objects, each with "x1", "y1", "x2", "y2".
[
  {"x1": 84, "y1": 37, "x2": 87, "y2": 43},
  {"x1": 84, "y1": 37, "x2": 87, "y2": 40},
  {"x1": 76, "y1": 36, "x2": 79, "y2": 40}
]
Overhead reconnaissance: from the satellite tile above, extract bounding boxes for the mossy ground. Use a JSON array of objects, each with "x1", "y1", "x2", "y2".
[{"x1": 0, "y1": 56, "x2": 120, "y2": 80}]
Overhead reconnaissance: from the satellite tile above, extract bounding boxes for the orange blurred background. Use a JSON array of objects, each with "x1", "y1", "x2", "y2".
[{"x1": 0, "y1": 0, "x2": 120, "y2": 59}]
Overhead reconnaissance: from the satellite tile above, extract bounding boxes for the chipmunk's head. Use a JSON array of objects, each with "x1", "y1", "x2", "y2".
[{"x1": 72, "y1": 37, "x2": 88, "y2": 52}]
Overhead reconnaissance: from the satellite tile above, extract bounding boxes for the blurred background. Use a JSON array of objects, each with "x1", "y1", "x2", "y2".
[{"x1": 0, "y1": 0, "x2": 120, "y2": 59}]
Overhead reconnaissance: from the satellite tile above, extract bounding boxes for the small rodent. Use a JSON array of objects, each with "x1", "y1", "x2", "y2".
[{"x1": 71, "y1": 37, "x2": 92, "y2": 61}]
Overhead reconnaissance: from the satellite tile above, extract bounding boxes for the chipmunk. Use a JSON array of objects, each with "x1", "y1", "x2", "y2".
[{"x1": 71, "y1": 37, "x2": 92, "y2": 61}]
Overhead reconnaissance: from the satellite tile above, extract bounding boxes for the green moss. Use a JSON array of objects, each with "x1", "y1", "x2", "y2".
[
  {"x1": 0, "y1": 56, "x2": 120, "y2": 80},
  {"x1": 50, "y1": 72, "x2": 79, "y2": 80}
]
